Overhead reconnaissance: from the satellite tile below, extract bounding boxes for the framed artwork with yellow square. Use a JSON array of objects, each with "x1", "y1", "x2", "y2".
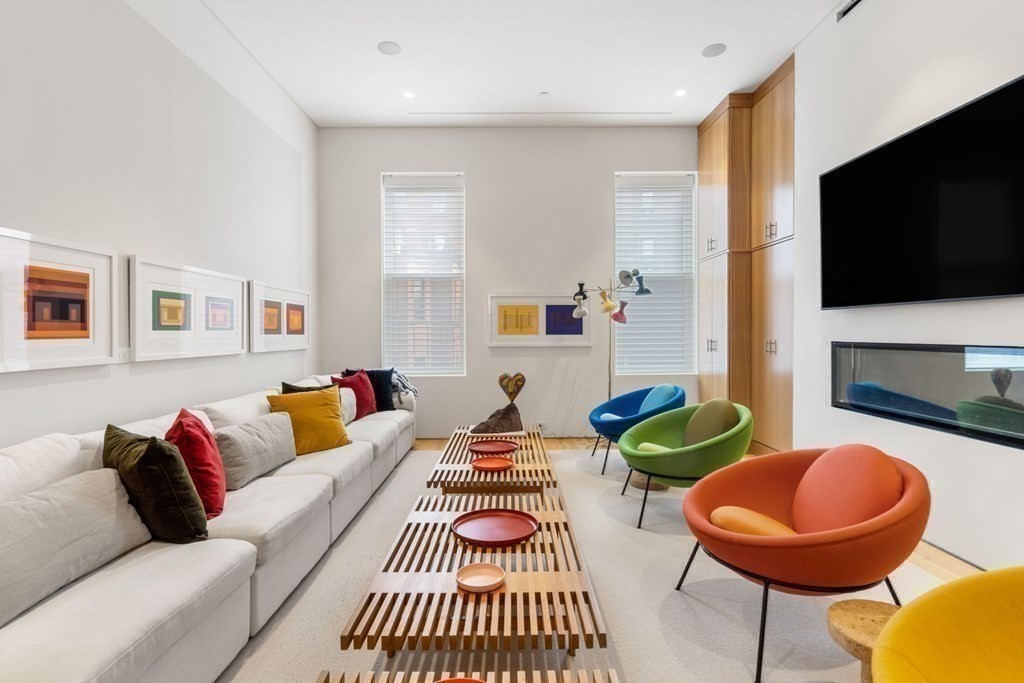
[
  {"x1": 249, "y1": 281, "x2": 309, "y2": 353},
  {"x1": 489, "y1": 294, "x2": 591, "y2": 347}
]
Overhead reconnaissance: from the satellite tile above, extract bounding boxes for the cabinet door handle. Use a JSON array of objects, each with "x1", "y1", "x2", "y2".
[
  {"x1": 769, "y1": 222, "x2": 778, "y2": 238},
  {"x1": 764, "y1": 339, "x2": 769, "y2": 354},
  {"x1": 764, "y1": 224, "x2": 770, "y2": 239}
]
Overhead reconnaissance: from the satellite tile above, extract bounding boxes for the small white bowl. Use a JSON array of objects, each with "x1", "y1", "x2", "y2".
[{"x1": 455, "y1": 562, "x2": 506, "y2": 593}]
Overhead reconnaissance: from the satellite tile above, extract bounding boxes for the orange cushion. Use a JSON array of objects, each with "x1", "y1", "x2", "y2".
[
  {"x1": 710, "y1": 506, "x2": 797, "y2": 536},
  {"x1": 791, "y1": 444, "x2": 904, "y2": 533}
]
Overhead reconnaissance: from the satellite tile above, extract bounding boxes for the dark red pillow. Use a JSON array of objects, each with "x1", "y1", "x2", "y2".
[
  {"x1": 165, "y1": 409, "x2": 226, "y2": 519},
  {"x1": 332, "y1": 371, "x2": 377, "y2": 421}
]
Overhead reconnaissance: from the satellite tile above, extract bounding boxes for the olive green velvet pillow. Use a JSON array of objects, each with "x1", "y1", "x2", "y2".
[
  {"x1": 683, "y1": 398, "x2": 740, "y2": 447},
  {"x1": 102, "y1": 425, "x2": 208, "y2": 544}
]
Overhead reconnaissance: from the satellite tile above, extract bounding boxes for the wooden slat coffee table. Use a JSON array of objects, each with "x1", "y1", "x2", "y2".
[
  {"x1": 427, "y1": 427, "x2": 557, "y2": 495},
  {"x1": 339, "y1": 493, "x2": 606, "y2": 657},
  {"x1": 317, "y1": 670, "x2": 620, "y2": 683}
]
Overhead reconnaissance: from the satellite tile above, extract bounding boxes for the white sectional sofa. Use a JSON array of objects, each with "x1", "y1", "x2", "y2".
[{"x1": 0, "y1": 375, "x2": 416, "y2": 682}]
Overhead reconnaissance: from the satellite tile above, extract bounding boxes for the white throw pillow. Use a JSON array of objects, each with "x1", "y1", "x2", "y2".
[
  {"x1": 214, "y1": 413, "x2": 297, "y2": 490},
  {"x1": 194, "y1": 390, "x2": 278, "y2": 430},
  {"x1": 0, "y1": 469, "x2": 151, "y2": 628},
  {"x1": 338, "y1": 387, "x2": 357, "y2": 425}
]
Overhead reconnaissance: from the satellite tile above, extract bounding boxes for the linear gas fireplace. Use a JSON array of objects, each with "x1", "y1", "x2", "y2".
[{"x1": 832, "y1": 342, "x2": 1024, "y2": 450}]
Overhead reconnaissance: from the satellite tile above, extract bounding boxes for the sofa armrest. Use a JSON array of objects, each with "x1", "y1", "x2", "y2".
[{"x1": 393, "y1": 391, "x2": 416, "y2": 413}]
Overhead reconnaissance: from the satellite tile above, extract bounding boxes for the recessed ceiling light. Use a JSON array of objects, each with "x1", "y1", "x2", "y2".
[
  {"x1": 539, "y1": 91, "x2": 550, "y2": 97},
  {"x1": 377, "y1": 41, "x2": 402, "y2": 56},
  {"x1": 701, "y1": 43, "x2": 728, "y2": 58},
  {"x1": 674, "y1": 89, "x2": 687, "y2": 97},
  {"x1": 403, "y1": 92, "x2": 415, "y2": 99}
]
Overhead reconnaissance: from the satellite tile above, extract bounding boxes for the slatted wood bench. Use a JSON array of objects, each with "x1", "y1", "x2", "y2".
[
  {"x1": 426, "y1": 428, "x2": 557, "y2": 495},
  {"x1": 340, "y1": 493, "x2": 606, "y2": 657},
  {"x1": 317, "y1": 669, "x2": 620, "y2": 683}
]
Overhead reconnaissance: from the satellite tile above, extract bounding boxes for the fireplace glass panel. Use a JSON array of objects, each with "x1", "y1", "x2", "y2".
[{"x1": 832, "y1": 342, "x2": 1024, "y2": 449}]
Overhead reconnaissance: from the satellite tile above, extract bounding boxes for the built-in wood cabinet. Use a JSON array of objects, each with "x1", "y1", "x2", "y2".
[
  {"x1": 750, "y1": 59, "x2": 795, "y2": 249},
  {"x1": 697, "y1": 55, "x2": 794, "y2": 453},
  {"x1": 697, "y1": 252, "x2": 750, "y2": 406},
  {"x1": 751, "y1": 240, "x2": 793, "y2": 450}
]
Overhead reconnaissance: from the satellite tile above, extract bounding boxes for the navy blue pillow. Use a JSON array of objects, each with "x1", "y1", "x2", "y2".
[{"x1": 343, "y1": 368, "x2": 395, "y2": 411}]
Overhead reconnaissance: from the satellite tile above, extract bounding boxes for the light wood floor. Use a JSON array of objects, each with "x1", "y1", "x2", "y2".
[{"x1": 412, "y1": 437, "x2": 980, "y2": 582}]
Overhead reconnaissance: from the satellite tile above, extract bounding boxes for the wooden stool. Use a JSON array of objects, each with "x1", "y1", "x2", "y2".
[{"x1": 827, "y1": 599, "x2": 900, "y2": 683}]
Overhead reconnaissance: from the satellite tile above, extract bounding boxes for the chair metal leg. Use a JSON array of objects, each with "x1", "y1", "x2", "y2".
[
  {"x1": 755, "y1": 581, "x2": 770, "y2": 683},
  {"x1": 621, "y1": 468, "x2": 633, "y2": 495},
  {"x1": 601, "y1": 439, "x2": 612, "y2": 475},
  {"x1": 884, "y1": 576, "x2": 902, "y2": 607},
  {"x1": 637, "y1": 474, "x2": 652, "y2": 528},
  {"x1": 590, "y1": 436, "x2": 602, "y2": 458},
  {"x1": 676, "y1": 541, "x2": 700, "y2": 590}
]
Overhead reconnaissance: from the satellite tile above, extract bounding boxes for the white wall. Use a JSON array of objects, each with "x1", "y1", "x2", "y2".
[
  {"x1": 318, "y1": 127, "x2": 697, "y2": 437},
  {"x1": 0, "y1": 0, "x2": 319, "y2": 446},
  {"x1": 793, "y1": 0, "x2": 1024, "y2": 568}
]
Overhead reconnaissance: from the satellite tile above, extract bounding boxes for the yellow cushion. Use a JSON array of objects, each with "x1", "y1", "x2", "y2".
[
  {"x1": 637, "y1": 442, "x2": 672, "y2": 453},
  {"x1": 266, "y1": 388, "x2": 350, "y2": 455},
  {"x1": 709, "y1": 505, "x2": 797, "y2": 536},
  {"x1": 873, "y1": 566, "x2": 1024, "y2": 682}
]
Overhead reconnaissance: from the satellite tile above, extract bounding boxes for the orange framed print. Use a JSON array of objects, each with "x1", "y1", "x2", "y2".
[
  {"x1": 129, "y1": 256, "x2": 246, "y2": 362},
  {"x1": 249, "y1": 281, "x2": 309, "y2": 353},
  {"x1": 0, "y1": 227, "x2": 118, "y2": 373}
]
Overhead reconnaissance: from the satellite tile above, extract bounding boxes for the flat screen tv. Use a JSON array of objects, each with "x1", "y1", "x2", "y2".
[{"x1": 820, "y1": 75, "x2": 1024, "y2": 309}]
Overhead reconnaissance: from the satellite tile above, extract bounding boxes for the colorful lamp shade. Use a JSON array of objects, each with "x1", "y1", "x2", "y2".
[
  {"x1": 599, "y1": 289, "x2": 619, "y2": 314},
  {"x1": 572, "y1": 295, "x2": 589, "y2": 318},
  {"x1": 611, "y1": 300, "x2": 628, "y2": 324},
  {"x1": 618, "y1": 269, "x2": 639, "y2": 288},
  {"x1": 635, "y1": 275, "x2": 652, "y2": 296},
  {"x1": 574, "y1": 281, "x2": 589, "y2": 301}
]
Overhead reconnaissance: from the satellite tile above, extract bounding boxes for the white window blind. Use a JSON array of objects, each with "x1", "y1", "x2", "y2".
[
  {"x1": 382, "y1": 174, "x2": 466, "y2": 375},
  {"x1": 614, "y1": 173, "x2": 697, "y2": 375}
]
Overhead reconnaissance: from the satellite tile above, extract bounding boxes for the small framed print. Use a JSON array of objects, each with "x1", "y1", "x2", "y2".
[
  {"x1": 0, "y1": 227, "x2": 119, "y2": 372},
  {"x1": 249, "y1": 281, "x2": 309, "y2": 353},
  {"x1": 488, "y1": 293, "x2": 591, "y2": 347},
  {"x1": 129, "y1": 256, "x2": 246, "y2": 362}
]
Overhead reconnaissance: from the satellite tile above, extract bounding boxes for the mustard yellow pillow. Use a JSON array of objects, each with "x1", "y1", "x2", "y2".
[
  {"x1": 266, "y1": 387, "x2": 349, "y2": 455},
  {"x1": 637, "y1": 442, "x2": 672, "y2": 453},
  {"x1": 709, "y1": 506, "x2": 797, "y2": 536}
]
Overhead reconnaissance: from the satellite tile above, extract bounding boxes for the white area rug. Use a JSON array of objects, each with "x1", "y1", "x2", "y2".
[{"x1": 219, "y1": 448, "x2": 944, "y2": 683}]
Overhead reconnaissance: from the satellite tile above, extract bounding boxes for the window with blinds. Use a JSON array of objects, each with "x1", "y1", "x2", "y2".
[
  {"x1": 382, "y1": 174, "x2": 466, "y2": 375},
  {"x1": 614, "y1": 173, "x2": 697, "y2": 375}
]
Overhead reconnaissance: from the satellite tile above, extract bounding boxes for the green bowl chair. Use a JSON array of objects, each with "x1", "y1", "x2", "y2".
[{"x1": 618, "y1": 402, "x2": 753, "y2": 528}]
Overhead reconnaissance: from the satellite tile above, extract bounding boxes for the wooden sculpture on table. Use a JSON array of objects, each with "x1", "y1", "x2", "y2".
[{"x1": 472, "y1": 372, "x2": 526, "y2": 433}]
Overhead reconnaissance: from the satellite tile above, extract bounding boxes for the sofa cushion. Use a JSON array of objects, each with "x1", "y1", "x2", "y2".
[
  {"x1": 343, "y1": 368, "x2": 396, "y2": 412},
  {"x1": 345, "y1": 419, "x2": 400, "y2": 459},
  {"x1": 194, "y1": 390, "x2": 277, "y2": 429},
  {"x1": 358, "y1": 409, "x2": 415, "y2": 432},
  {"x1": 165, "y1": 410, "x2": 226, "y2": 519},
  {"x1": 267, "y1": 388, "x2": 350, "y2": 455},
  {"x1": 289, "y1": 377, "x2": 357, "y2": 424},
  {"x1": 792, "y1": 444, "x2": 905, "y2": 534},
  {"x1": 270, "y1": 441, "x2": 373, "y2": 497},
  {"x1": 0, "y1": 469, "x2": 151, "y2": 628},
  {"x1": 215, "y1": 413, "x2": 296, "y2": 490},
  {"x1": 684, "y1": 398, "x2": 740, "y2": 447},
  {"x1": 333, "y1": 371, "x2": 377, "y2": 420},
  {"x1": 0, "y1": 434, "x2": 86, "y2": 504},
  {"x1": 0, "y1": 539, "x2": 256, "y2": 683},
  {"x1": 207, "y1": 475, "x2": 331, "y2": 565},
  {"x1": 75, "y1": 410, "x2": 215, "y2": 470},
  {"x1": 102, "y1": 426, "x2": 208, "y2": 544}
]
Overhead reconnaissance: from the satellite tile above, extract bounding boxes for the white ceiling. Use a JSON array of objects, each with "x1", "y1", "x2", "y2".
[{"x1": 201, "y1": 0, "x2": 838, "y2": 128}]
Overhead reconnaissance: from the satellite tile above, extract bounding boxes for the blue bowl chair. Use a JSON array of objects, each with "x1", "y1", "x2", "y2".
[{"x1": 588, "y1": 385, "x2": 686, "y2": 475}]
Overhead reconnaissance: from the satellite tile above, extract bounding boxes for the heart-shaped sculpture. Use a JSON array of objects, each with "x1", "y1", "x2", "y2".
[{"x1": 498, "y1": 372, "x2": 526, "y2": 403}]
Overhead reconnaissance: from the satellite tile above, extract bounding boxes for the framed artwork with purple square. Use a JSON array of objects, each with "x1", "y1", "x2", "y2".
[{"x1": 546, "y1": 304, "x2": 583, "y2": 336}]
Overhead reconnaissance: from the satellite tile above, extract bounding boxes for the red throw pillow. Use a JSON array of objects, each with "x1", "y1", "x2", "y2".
[
  {"x1": 165, "y1": 409, "x2": 226, "y2": 519},
  {"x1": 332, "y1": 371, "x2": 377, "y2": 421}
]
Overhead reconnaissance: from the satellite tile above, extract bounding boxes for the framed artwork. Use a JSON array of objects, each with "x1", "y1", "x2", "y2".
[
  {"x1": 129, "y1": 256, "x2": 246, "y2": 362},
  {"x1": 0, "y1": 227, "x2": 119, "y2": 372},
  {"x1": 488, "y1": 294, "x2": 591, "y2": 347},
  {"x1": 249, "y1": 281, "x2": 309, "y2": 353}
]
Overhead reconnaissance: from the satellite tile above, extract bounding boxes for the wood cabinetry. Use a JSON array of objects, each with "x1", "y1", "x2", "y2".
[
  {"x1": 750, "y1": 58, "x2": 795, "y2": 249},
  {"x1": 697, "y1": 95, "x2": 752, "y2": 260},
  {"x1": 751, "y1": 240, "x2": 793, "y2": 450},
  {"x1": 697, "y1": 253, "x2": 750, "y2": 405}
]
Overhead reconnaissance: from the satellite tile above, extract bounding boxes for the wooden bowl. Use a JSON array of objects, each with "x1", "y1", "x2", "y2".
[{"x1": 455, "y1": 562, "x2": 506, "y2": 593}]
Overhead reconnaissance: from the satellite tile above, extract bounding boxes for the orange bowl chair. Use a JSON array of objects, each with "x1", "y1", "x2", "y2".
[{"x1": 679, "y1": 445, "x2": 930, "y2": 683}]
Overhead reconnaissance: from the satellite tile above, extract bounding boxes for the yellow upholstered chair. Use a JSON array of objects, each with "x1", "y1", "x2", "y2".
[{"x1": 873, "y1": 566, "x2": 1024, "y2": 682}]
